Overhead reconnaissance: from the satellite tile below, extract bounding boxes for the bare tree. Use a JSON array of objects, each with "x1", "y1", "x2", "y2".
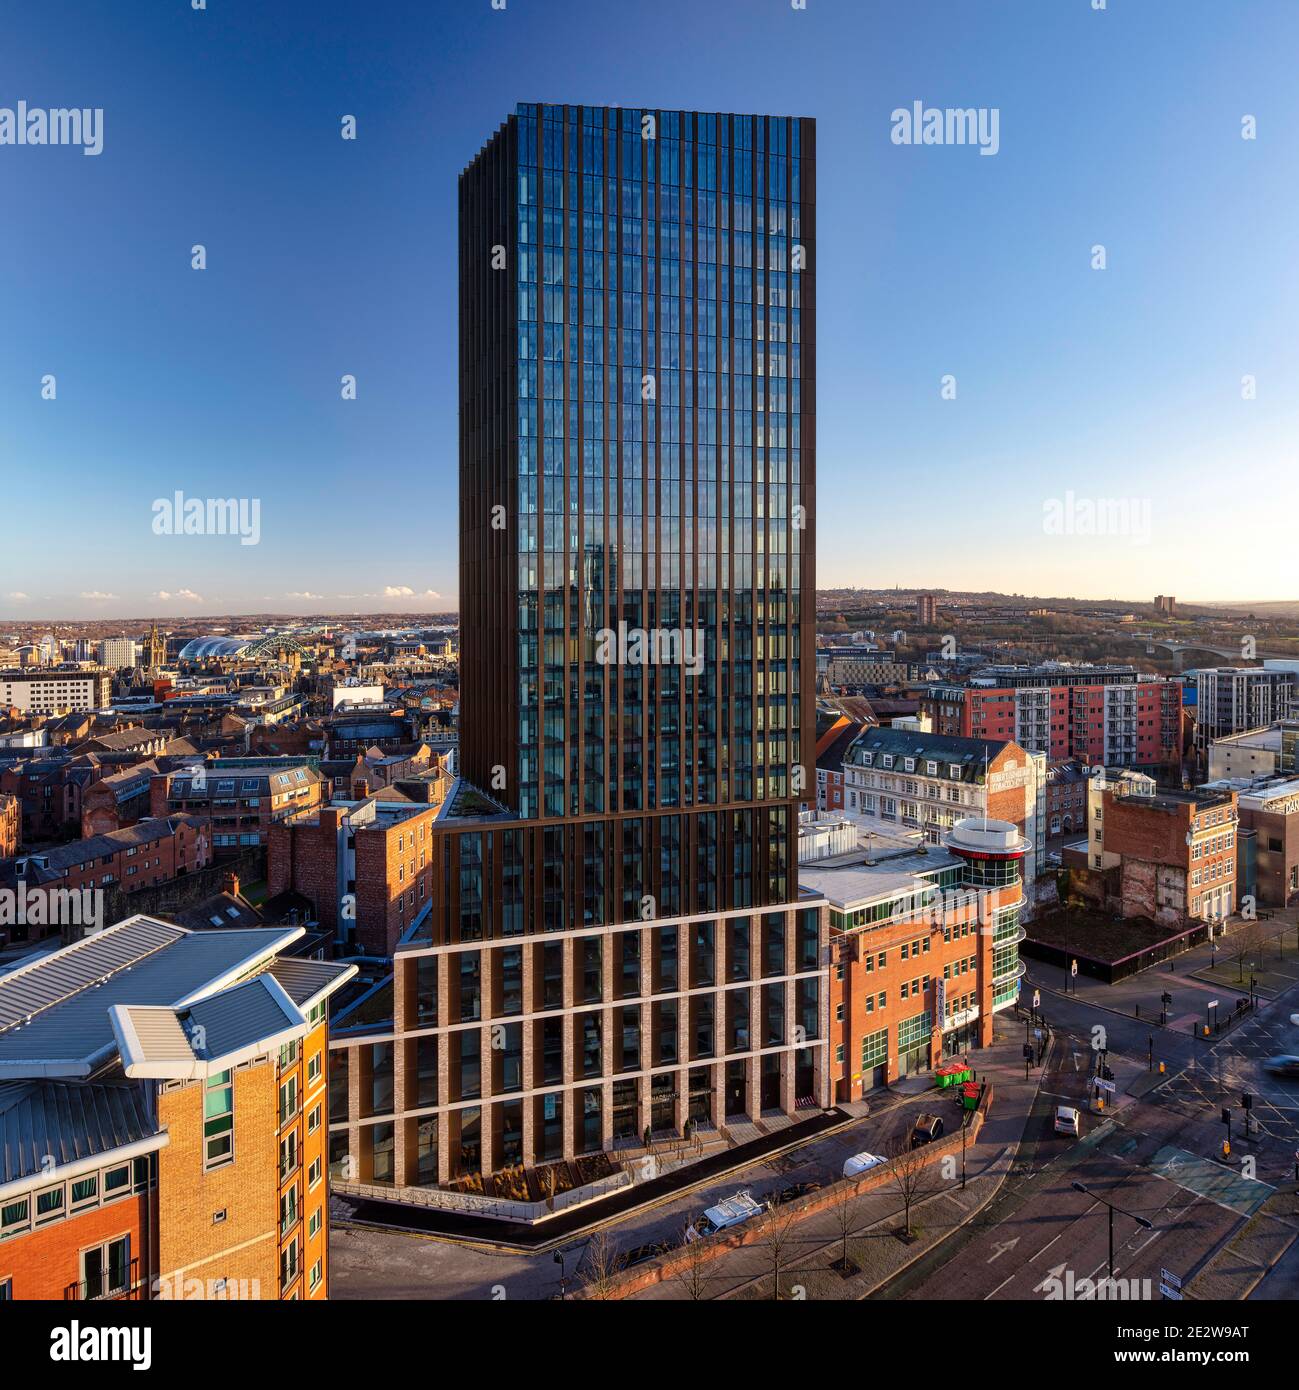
[
  {"x1": 578, "y1": 1228, "x2": 625, "y2": 1300},
  {"x1": 885, "y1": 1140, "x2": 933, "y2": 1240},
  {"x1": 1231, "y1": 920, "x2": 1263, "y2": 983},
  {"x1": 756, "y1": 1202, "x2": 801, "y2": 1301},
  {"x1": 673, "y1": 1222, "x2": 711, "y2": 1301},
  {"x1": 829, "y1": 1182, "x2": 861, "y2": 1275}
]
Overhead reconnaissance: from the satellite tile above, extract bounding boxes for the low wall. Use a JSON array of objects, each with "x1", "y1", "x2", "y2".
[{"x1": 587, "y1": 1082, "x2": 995, "y2": 1299}]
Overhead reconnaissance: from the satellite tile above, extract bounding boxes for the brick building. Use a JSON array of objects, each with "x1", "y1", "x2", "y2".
[
  {"x1": 1231, "y1": 776, "x2": 1299, "y2": 909},
  {"x1": 0, "y1": 915, "x2": 354, "y2": 1301},
  {"x1": 1045, "y1": 759, "x2": 1088, "y2": 836},
  {"x1": 0, "y1": 791, "x2": 18, "y2": 859},
  {"x1": 81, "y1": 759, "x2": 160, "y2": 836},
  {"x1": 1102, "y1": 786, "x2": 1238, "y2": 927},
  {"x1": 813, "y1": 716, "x2": 870, "y2": 814},
  {"x1": 805, "y1": 818, "x2": 1027, "y2": 1099},
  {"x1": 923, "y1": 664, "x2": 1182, "y2": 772},
  {"x1": 150, "y1": 760, "x2": 323, "y2": 858},
  {"x1": 841, "y1": 728, "x2": 1046, "y2": 907},
  {"x1": 3, "y1": 815, "x2": 210, "y2": 926},
  {"x1": 0, "y1": 752, "x2": 105, "y2": 842},
  {"x1": 269, "y1": 795, "x2": 441, "y2": 955}
]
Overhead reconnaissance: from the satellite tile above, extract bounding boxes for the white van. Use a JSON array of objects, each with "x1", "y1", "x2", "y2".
[
  {"x1": 1055, "y1": 1105, "x2": 1081, "y2": 1136},
  {"x1": 842, "y1": 1151, "x2": 888, "y2": 1179},
  {"x1": 686, "y1": 1190, "x2": 765, "y2": 1242}
]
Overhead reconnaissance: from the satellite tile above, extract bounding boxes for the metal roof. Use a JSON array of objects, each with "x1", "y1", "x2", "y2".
[
  {"x1": 0, "y1": 916, "x2": 303, "y2": 1075},
  {"x1": 0, "y1": 1080, "x2": 161, "y2": 1186},
  {"x1": 111, "y1": 975, "x2": 305, "y2": 1078},
  {"x1": 261, "y1": 957, "x2": 358, "y2": 1010}
]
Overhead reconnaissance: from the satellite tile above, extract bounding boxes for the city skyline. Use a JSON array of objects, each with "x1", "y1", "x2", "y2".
[{"x1": 4, "y1": 0, "x2": 1298, "y2": 613}]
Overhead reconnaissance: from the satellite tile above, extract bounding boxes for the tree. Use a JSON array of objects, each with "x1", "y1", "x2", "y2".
[
  {"x1": 885, "y1": 1139, "x2": 933, "y2": 1240},
  {"x1": 672, "y1": 1222, "x2": 711, "y2": 1301},
  {"x1": 577, "y1": 1229, "x2": 625, "y2": 1300},
  {"x1": 1231, "y1": 920, "x2": 1263, "y2": 983},
  {"x1": 829, "y1": 1182, "x2": 861, "y2": 1275},
  {"x1": 756, "y1": 1203, "x2": 801, "y2": 1301}
]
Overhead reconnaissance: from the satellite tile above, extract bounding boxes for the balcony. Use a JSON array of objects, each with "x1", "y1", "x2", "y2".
[
  {"x1": 65, "y1": 1257, "x2": 144, "y2": 1302},
  {"x1": 992, "y1": 957, "x2": 1028, "y2": 986}
]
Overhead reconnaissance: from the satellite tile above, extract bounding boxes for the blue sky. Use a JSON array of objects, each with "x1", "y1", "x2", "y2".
[{"x1": 1, "y1": 0, "x2": 1296, "y2": 621}]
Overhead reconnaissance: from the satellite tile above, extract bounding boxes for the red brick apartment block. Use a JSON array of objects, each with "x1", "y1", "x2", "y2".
[
  {"x1": 923, "y1": 665, "x2": 1182, "y2": 772},
  {"x1": 269, "y1": 796, "x2": 439, "y2": 955}
]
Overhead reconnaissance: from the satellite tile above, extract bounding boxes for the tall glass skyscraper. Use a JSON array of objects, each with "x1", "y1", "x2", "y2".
[
  {"x1": 461, "y1": 103, "x2": 815, "y2": 893},
  {"x1": 327, "y1": 106, "x2": 825, "y2": 1193}
]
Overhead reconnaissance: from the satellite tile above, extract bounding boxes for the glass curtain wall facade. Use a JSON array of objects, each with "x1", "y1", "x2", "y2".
[{"x1": 328, "y1": 105, "x2": 823, "y2": 1194}]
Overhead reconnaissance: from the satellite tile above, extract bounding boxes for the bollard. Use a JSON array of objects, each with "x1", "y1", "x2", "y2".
[{"x1": 1159, "y1": 1061, "x2": 1166, "y2": 1074}]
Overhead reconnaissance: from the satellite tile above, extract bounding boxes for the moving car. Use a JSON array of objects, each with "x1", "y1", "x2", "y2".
[
  {"x1": 1055, "y1": 1105, "x2": 1081, "y2": 1136},
  {"x1": 685, "y1": 1190, "x2": 766, "y2": 1242},
  {"x1": 1263, "y1": 1055, "x2": 1299, "y2": 1078},
  {"x1": 910, "y1": 1113, "x2": 945, "y2": 1147},
  {"x1": 842, "y1": 1151, "x2": 888, "y2": 1179}
]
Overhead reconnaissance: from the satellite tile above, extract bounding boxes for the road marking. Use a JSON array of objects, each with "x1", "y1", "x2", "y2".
[{"x1": 987, "y1": 1237, "x2": 1020, "y2": 1264}]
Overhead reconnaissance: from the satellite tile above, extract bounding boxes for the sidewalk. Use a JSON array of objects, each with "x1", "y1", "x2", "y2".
[
  {"x1": 1026, "y1": 909, "x2": 1299, "y2": 1037},
  {"x1": 631, "y1": 1014, "x2": 1047, "y2": 1300}
]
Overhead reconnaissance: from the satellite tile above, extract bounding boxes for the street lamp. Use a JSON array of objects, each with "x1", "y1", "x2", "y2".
[
  {"x1": 553, "y1": 1248, "x2": 567, "y2": 1299},
  {"x1": 1072, "y1": 1181, "x2": 1153, "y2": 1279}
]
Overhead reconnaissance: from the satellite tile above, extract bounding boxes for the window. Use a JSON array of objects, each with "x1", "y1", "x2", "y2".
[
  {"x1": 71, "y1": 1175, "x2": 98, "y2": 1210},
  {"x1": 308, "y1": 1157, "x2": 322, "y2": 1190},
  {"x1": 279, "y1": 1075, "x2": 299, "y2": 1125},
  {"x1": 309, "y1": 1207, "x2": 322, "y2": 1239},
  {"x1": 307, "y1": 1051, "x2": 322, "y2": 1084},
  {"x1": 309, "y1": 1259, "x2": 323, "y2": 1293},
  {"x1": 81, "y1": 1235, "x2": 131, "y2": 1300},
  {"x1": 35, "y1": 1185, "x2": 64, "y2": 1225},
  {"x1": 307, "y1": 1104, "x2": 321, "y2": 1135},
  {"x1": 205, "y1": 1071, "x2": 235, "y2": 1167},
  {"x1": 1, "y1": 1196, "x2": 30, "y2": 1238}
]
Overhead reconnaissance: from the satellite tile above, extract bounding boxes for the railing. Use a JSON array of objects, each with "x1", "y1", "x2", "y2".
[
  {"x1": 65, "y1": 1258, "x2": 144, "y2": 1301},
  {"x1": 333, "y1": 1166, "x2": 633, "y2": 1224}
]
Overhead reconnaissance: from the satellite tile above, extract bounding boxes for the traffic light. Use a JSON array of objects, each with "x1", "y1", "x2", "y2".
[
  {"x1": 1221, "y1": 1107, "x2": 1231, "y2": 1126},
  {"x1": 1242, "y1": 1094, "x2": 1253, "y2": 1111}
]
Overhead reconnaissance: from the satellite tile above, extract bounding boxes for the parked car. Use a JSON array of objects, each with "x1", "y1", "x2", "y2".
[
  {"x1": 842, "y1": 1151, "x2": 888, "y2": 1179},
  {"x1": 622, "y1": 1240, "x2": 672, "y2": 1268},
  {"x1": 1055, "y1": 1105, "x2": 1081, "y2": 1136},
  {"x1": 1263, "y1": 1055, "x2": 1299, "y2": 1078},
  {"x1": 910, "y1": 1113, "x2": 945, "y2": 1147},
  {"x1": 775, "y1": 1180, "x2": 821, "y2": 1205},
  {"x1": 686, "y1": 1190, "x2": 766, "y2": 1242}
]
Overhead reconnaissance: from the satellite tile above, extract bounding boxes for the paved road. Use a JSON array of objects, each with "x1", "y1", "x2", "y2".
[{"x1": 332, "y1": 1087, "x2": 943, "y2": 1300}]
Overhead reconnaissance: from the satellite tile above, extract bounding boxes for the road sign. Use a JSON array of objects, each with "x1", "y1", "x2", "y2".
[
  {"x1": 1095, "y1": 1079, "x2": 1116, "y2": 1093},
  {"x1": 1034, "y1": 1028, "x2": 1043, "y2": 1040},
  {"x1": 1161, "y1": 1268, "x2": 1182, "y2": 1289},
  {"x1": 1207, "y1": 999, "x2": 1219, "y2": 1010},
  {"x1": 1032, "y1": 989, "x2": 1040, "y2": 1010},
  {"x1": 1160, "y1": 1284, "x2": 1183, "y2": 1301}
]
